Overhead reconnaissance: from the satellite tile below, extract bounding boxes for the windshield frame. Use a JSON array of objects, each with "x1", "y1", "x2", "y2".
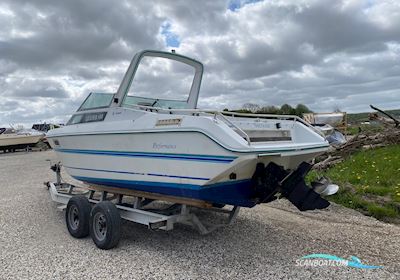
[
  {"x1": 77, "y1": 92, "x2": 114, "y2": 112},
  {"x1": 116, "y1": 50, "x2": 203, "y2": 110}
]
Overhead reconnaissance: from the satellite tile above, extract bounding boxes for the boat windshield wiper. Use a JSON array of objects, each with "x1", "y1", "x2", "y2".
[{"x1": 151, "y1": 99, "x2": 159, "y2": 107}]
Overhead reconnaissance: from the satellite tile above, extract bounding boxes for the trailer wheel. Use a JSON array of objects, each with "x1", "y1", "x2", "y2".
[
  {"x1": 90, "y1": 201, "x2": 121, "y2": 250},
  {"x1": 66, "y1": 196, "x2": 91, "y2": 238}
]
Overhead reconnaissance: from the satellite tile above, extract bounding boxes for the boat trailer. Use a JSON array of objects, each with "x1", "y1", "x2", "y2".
[{"x1": 46, "y1": 163, "x2": 240, "y2": 250}]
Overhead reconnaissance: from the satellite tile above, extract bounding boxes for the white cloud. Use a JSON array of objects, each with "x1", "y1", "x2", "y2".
[{"x1": 0, "y1": 0, "x2": 400, "y2": 127}]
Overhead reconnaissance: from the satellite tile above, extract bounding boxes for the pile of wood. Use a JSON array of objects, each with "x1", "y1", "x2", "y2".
[{"x1": 313, "y1": 105, "x2": 400, "y2": 170}]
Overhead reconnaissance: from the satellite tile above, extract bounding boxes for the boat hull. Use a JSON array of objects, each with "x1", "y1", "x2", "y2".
[
  {"x1": 0, "y1": 135, "x2": 44, "y2": 150},
  {"x1": 75, "y1": 175, "x2": 256, "y2": 207},
  {"x1": 45, "y1": 50, "x2": 331, "y2": 209},
  {"x1": 50, "y1": 131, "x2": 325, "y2": 207}
]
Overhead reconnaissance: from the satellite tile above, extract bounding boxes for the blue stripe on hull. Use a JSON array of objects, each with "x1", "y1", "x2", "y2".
[
  {"x1": 73, "y1": 176, "x2": 256, "y2": 207},
  {"x1": 56, "y1": 148, "x2": 237, "y2": 163}
]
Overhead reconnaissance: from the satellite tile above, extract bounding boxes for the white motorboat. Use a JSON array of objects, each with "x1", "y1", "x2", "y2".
[
  {"x1": 312, "y1": 124, "x2": 335, "y2": 135},
  {"x1": 0, "y1": 127, "x2": 45, "y2": 152},
  {"x1": 47, "y1": 50, "x2": 332, "y2": 210}
]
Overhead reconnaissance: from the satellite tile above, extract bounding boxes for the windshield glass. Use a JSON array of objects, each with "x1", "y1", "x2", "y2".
[
  {"x1": 122, "y1": 56, "x2": 195, "y2": 109},
  {"x1": 78, "y1": 92, "x2": 113, "y2": 111}
]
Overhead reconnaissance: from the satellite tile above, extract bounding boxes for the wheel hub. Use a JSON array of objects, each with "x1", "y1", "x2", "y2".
[
  {"x1": 93, "y1": 212, "x2": 107, "y2": 241},
  {"x1": 68, "y1": 205, "x2": 79, "y2": 230}
]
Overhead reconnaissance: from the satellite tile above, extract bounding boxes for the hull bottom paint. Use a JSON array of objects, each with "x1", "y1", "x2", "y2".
[{"x1": 73, "y1": 176, "x2": 256, "y2": 207}]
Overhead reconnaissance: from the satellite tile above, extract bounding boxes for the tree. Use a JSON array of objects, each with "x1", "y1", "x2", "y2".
[
  {"x1": 242, "y1": 103, "x2": 261, "y2": 113},
  {"x1": 280, "y1": 104, "x2": 295, "y2": 115},
  {"x1": 258, "y1": 105, "x2": 279, "y2": 114},
  {"x1": 295, "y1": 104, "x2": 312, "y2": 117},
  {"x1": 333, "y1": 104, "x2": 342, "y2": 112},
  {"x1": 227, "y1": 103, "x2": 313, "y2": 116}
]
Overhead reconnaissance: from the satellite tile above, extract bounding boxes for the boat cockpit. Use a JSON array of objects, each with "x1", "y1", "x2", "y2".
[{"x1": 65, "y1": 50, "x2": 325, "y2": 146}]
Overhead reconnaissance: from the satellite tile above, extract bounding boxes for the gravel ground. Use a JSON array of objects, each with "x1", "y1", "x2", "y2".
[{"x1": 0, "y1": 151, "x2": 399, "y2": 279}]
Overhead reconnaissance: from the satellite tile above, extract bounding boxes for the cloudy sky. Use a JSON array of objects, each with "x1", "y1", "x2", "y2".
[{"x1": 1, "y1": 0, "x2": 400, "y2": 126}]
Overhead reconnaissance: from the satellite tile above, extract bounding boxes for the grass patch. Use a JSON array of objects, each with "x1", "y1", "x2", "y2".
[
  {"x1": 346, "y1": 124, "x2": 384, "y2": 135},
  {"x1": 308, "y1": 144, "x2": 400, "y2": 222}
]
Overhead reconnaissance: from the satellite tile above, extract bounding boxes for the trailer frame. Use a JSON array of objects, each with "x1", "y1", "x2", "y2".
[{"x1": 47, "y1": 163, "x2": 240, "y2": 248}]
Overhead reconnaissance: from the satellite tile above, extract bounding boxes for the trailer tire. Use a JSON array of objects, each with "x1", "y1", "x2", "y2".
[
  {"x1": 66, "y1": 196, "x2": 91, "y2": 238},
  {"x1": 90, "y1": 201, "x2": 121, "y2": 250}
]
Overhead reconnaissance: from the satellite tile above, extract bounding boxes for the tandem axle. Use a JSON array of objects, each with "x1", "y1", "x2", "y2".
[{"x1": 47, "y1": 163, "x2": 240, "y2": 249}]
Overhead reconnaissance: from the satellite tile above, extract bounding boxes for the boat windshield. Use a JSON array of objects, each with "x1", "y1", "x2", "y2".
[
  {"x1": 122, "y1": 56, "x2": 195, "y2": 109},
  {"x1": 0, "y1": 128, "x2": 16, "y2": 134},
  {"x1": 78, "y1": 92, "x2": 114, "y2": 111}
]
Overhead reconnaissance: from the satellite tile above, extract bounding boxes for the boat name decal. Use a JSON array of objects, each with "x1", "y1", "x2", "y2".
[{"x1": 153, "y1": 143, "x2": 177, "y2": 149}]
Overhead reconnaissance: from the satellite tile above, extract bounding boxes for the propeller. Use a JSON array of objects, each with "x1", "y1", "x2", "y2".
[{"x1": 311, "y1": 177, "x2": 339, "y2": 196}]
